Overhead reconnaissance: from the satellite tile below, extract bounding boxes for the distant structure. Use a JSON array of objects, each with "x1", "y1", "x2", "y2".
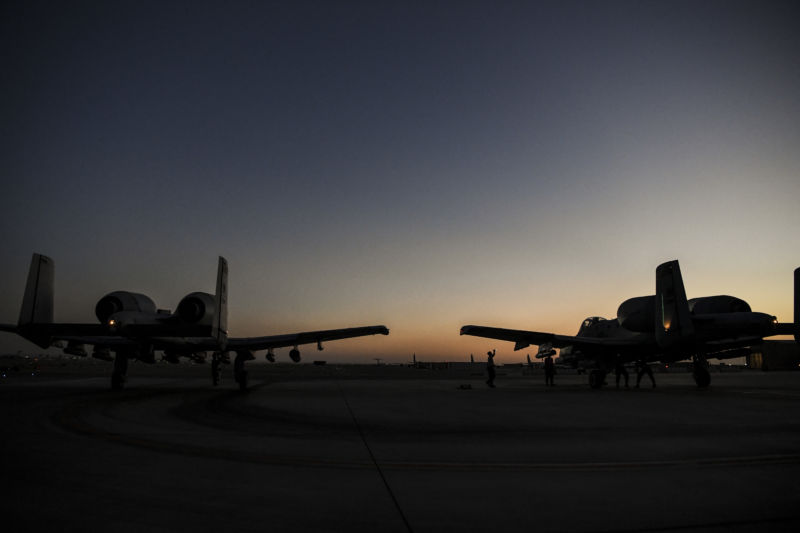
[{"x1": 747, "y1": 341, "x2": 800, "y2": 370}]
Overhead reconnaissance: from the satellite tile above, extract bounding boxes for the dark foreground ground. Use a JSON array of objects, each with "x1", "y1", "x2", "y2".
[{"x1": 2, "y1": 361, "x2": 799, "y2": 532}]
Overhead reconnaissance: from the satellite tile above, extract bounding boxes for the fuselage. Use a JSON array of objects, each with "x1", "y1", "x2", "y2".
[{"x1": 557, "y1": 298, "x2": 779, "y2": 369}]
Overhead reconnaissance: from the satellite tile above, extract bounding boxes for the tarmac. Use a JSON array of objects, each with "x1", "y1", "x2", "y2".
[{"x1": 2, "y1": 362, "x2": 800, "y2": 532}]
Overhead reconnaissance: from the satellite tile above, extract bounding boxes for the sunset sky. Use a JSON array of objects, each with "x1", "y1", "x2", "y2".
[{"x1": 1, "y1": 1, "x2": 798, "y2": 363}]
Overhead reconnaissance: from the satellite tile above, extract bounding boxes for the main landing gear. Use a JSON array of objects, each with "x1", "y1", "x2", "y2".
[
  {"x1": 111, "y1": 353, "x2": 128, "y2": 390},
  {"x1": 233, "y1": 350, "x2": 255, "y2": 391},
  {"x1": 589, "y1": 369, "x2": 607, "y2": 389},
  {"x1": 692, "y1": 354, "x2": 711, "y2": 388},
  {"x1": 211, "y1": 352, "x2": 222, "y2": 386}
]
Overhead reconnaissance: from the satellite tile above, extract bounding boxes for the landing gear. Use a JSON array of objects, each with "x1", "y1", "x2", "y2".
[
  {"x1": 111, "y1": 372, "x2": 125, "y2": 390},
  {"x1": 211, "y1": 352, "x2": 222, "y2": 386},
  {"x1": 235, "y1": 369, "x2": 248, "y2": 391},
  {"x1": 692, "y1": 354, "x2": 711, "y2": 388},
  {"x1": 233, "y1": 350, "x2": 254, "y2": 391},
  {"x1": 589, "y1": 369, "x2": 606, "y2": 389},
  {"x1": 111, "y1": 353, "x2": 128, "y2": 390}
]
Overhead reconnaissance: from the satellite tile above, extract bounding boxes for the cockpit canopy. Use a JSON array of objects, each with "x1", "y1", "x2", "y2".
[
  {"x1": 582, "y1": 316, "x2": 607, "y2": 327},
  {"x1": 578, "y1": 316, "x2": 607, "y2": 334}
]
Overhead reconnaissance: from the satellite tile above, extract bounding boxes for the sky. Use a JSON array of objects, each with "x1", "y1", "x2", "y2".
[{"x1": 1, "y1": 0, "x2": 799, "y2": 363}]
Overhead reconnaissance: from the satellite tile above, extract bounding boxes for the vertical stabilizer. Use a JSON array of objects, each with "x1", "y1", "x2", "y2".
[
  {"x1": 654, "y1": 260, "x2": 694, "y2": 348},
  {"x1": 17, "y1": 253, "x2": 55, "y2": 348},
  {"x1": 213, "y1": 256, "x2": 228, "y2": 343},
  {"x1": 795, "y1": 267, "x2": 799, "y2": 343},
  {"x1": 18, "y1": 253, "x2": 54, "y2": 327}
]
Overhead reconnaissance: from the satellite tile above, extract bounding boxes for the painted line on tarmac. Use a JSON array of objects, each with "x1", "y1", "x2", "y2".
[
  {"x1": 51, "y1": 399, "x2": 800, "y2": 473},
  {"x1": 592, "y1": 513, "x2": 800, "y2": 533}
]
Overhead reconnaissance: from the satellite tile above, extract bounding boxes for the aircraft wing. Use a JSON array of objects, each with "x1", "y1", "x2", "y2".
[
  {"x1": 0, "y1": 323, "x2": 133, "y2": 349},
  {"x1": 54, "y1": 335, "x2": 139, "y2": 347},
  {"x1": 460, "y1": 325, "x2": 651, "y2": 351},
  {"x1": 4, "y1": 323, "x2": 207, "y2": 348},
  {"x1": 226, "y1": 325, "x2": 389, "y2": 351},
  {"x1": 1, "y1": 323, "x2": 109, "y2": 337}
]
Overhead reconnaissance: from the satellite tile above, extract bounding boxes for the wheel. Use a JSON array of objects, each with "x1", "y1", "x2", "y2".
[
  {"x1": 111, "y1": 372, "x2": 125, "y2": 390},
  {"x1": 693, "y1": 367, "x2": 711, "y2": 388},
  {"x1": 211, "y1": 361, "x2": 221, "y2": 386},
  {"x1": 589, "y1": 369, "x2": 605, "y2": 389},
  {"x1": 236, "y1": 370, "x2": 248, "y2": 391}
]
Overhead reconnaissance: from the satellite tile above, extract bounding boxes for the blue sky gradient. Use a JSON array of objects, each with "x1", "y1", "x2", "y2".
[{"x1": 2, "y1": 1, "x2": 798, "y2": 362}]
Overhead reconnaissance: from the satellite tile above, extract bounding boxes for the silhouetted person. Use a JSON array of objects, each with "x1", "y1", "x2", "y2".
[
  {"x1": 636, "y1": 359, "x2": 656, "y2": 388},
  {"x1": 486, "y1": 349, "x2": 496, "y2": 388},
  {"x1": 615, "y1": 356, "x2": 629, "y2": 389},
  {"x1": 544, "y1": 355, "x2": 555, "y2": 386}
]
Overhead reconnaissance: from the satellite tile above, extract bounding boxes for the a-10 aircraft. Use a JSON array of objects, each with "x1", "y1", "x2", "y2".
[
  {"x1": 462, "y1": 260, "x2": 799, "y2": 388},
  {"x1": 0, "y1": 253, "x2": 389, "y2": 390}
]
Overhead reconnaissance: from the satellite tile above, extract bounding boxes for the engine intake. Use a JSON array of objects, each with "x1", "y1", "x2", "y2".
[{"x1": 95, "y1": 291, "x2": 156, "y2": 324}]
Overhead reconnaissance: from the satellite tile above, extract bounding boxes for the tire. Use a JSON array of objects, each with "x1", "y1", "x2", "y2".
[
  {"x1": 111, "y1": 372, "x2": 125, "y2": 390},
  {"x1": 693, "y1": 367, "x2": 711, "y2": 388},
  {"x1": 589, "y1": 370, "x2": 605, "y2": 389}
]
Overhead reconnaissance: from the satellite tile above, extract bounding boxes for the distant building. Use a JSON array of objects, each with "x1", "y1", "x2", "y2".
[{"x1": 747, "y1": 341, "x2": 800, "y2": 371}]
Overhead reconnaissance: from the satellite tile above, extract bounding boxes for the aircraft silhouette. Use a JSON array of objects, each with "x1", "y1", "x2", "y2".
[
  {"x1": 461, "y1": 260, "x2": 799, "y2": 388},
  {"x1": 0, "y1": 254, "x2": 389, "y2": 390}
]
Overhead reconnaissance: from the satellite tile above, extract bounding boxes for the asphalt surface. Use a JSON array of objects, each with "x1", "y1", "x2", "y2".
[{"x1": 2, "y1": 364, "x2": 800, "y2": 532}]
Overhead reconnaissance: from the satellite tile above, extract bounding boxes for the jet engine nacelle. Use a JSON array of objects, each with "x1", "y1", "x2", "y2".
[
  {"x1": 688, "y1": 295, "x2": 751, "y2": 314},
  {"x1": 95, "y1": 291, "x2": 157, "y2": 324},
  {"x1": 176, "y1": 292, "x2": 216, "y2": 325},
  {"x1": 617, "y1": 295, "x2": 655, "y2": 332},
  {"x1": 289, "y1": 348, "x2": 301, "y2": 363}
]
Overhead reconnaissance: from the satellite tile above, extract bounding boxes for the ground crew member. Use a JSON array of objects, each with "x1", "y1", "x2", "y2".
[
  {"x1": 486, "y1": 349, "x2": 497, "y2": 388},
  {"x1": 544, "y1": 355, "x2": 555, "y2": 386},
  {"x1": 636, "y1": 359, "x2": 656, "y2": 388},
  {"x1": 615, "y1": 356, "x2": 629, "y2": 389}
]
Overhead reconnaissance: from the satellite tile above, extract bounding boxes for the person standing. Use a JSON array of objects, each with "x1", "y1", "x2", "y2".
[
  {"x1": 544, "y1": 355, "x2": 555, "y2": 386},
  {"x1": 636, "y1": 359, "x2": 656, "y2": 388},
  {"x1": 486, "y1": 349, "x2": 496, "y2": 388},
  {"x1": 615, "y1": 355, "x2": 629, "y2": 389}
]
